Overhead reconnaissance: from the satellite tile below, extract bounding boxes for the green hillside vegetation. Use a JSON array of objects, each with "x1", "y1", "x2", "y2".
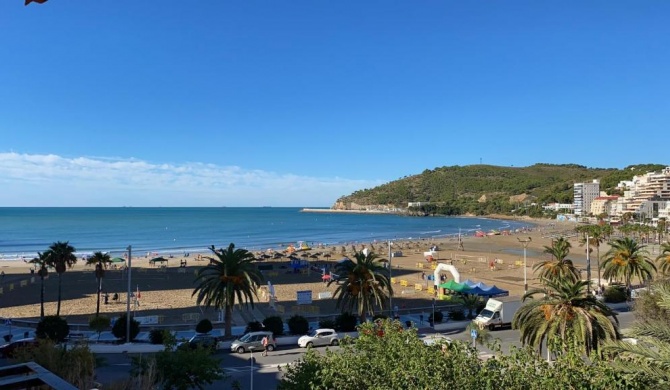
[{"x1": 337, "y1": 163, "x2": 667, "y2": 217}]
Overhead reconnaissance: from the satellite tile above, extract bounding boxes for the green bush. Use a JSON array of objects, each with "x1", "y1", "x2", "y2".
[
  {"x1": 372, "y1": 314, "x2": 389, "y2": 321},
  {"x1": 195, "y1": 318, "x2": 213, "y2": 334},
  {"x1": 604, "y1": 286, "x2": 627, "y2": 303},
  {"x1": 263, "y1": 316, "x2": 284, "y2": 336},
  {"x1": 13, "y1": 339, "x2": 97, "y2": 389},
  {"x1": 288, "y1": 315, "x2": 310, "y2": 335},
  {"x1": 318, "y1": 319, "x2": 336, "y2": 329},
  {"x1": 245, "y1": 321, "x2": 264, "y2": 333},
  {"x1": 447, "y1": 310, "x2": 466, "y2": 321},
  {"x1": 88, "y1": 316, "x2": 110, "y2": 342},
  {"x1": 149, "y1": 329, "x2": 168, "y2": 345},
  {"x1": 36, "y1": 315, "x2": 70, "y2": 343},
  {"x1": 335, "y1": 312, "x2": 358, "y2": 332},
  {"x1": 111, "y1": 314, "x2": 141, "y2": 342},
  {"x1": 428, "y1": 311, "x2": 444, "y2": 324}
]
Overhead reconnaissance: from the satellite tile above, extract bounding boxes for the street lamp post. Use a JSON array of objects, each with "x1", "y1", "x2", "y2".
[
  {"x1": 586, "y1": 235, "x2": 591, "y2": 295},
  {"x1": 126, "y1": 245, "x2": 132, "y2": 344},
  {"x1": 388, "y1": 241, "x2": 393, "y2": 317},
  {"x1": 518, "y1": 237, "x2": 532, "y2": 294},
  {"x1": 250, "y1": 349, "x2": 254, "y2": 390},
  {"x1": 432, "y1": 298, "x2": 436, "y2": 329}
]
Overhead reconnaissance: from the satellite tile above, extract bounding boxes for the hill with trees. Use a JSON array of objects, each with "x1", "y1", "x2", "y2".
[{"x1": 334, "y1": 163, "x2": 667, "y2": 217}]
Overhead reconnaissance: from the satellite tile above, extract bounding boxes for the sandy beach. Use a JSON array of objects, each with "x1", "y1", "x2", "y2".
[{"x1": 0, "y1": 217, "x2": 592, "y2": 328}]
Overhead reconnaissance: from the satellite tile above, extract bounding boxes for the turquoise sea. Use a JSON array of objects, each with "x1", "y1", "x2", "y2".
[{"x1": 0, "y1": 207, "x2": 532, "y2": 259}]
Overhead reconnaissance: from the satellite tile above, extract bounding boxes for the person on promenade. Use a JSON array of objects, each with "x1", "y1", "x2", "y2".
[{"x1": 262, "y1": 335, "x2": 269, "y2": 356}]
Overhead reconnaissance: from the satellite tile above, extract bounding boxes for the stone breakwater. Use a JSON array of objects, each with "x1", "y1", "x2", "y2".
[{"x1": 300, "y1": 208, "x2": 402, "y2": 214}]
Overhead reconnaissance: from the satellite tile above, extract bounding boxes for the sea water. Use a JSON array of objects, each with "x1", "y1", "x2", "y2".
[{"x1": 0, "y1": 207, "x2": 531, "y2": 259}]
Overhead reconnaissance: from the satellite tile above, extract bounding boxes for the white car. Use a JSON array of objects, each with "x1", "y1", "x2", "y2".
[
  {"x1": 298, "y1": 329, "x2": 339, "y2": 348},
  {"x1": 420, "y1": 333, "x2": 453, "y2": 347}
]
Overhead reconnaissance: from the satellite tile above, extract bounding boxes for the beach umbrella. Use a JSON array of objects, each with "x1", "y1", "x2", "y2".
[
  {"x1": 149, "y1": 257, "x2": 169, "y2": 265},
  {"x1": 111, "y1": 257, "x2": 125, "y2": 263},
  {"x1": 310, "y1": 254, "x2": 319, "y2": 260},
  {"x1": 323, "y1": 253, "x2": 331, "y2": 260}
]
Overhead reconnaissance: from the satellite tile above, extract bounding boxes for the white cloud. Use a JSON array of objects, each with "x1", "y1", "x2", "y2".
[{"x1": 0, "y1": 152, "x2": 382, "y2": 207}]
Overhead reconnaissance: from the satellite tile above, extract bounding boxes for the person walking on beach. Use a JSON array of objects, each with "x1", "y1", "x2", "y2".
[{"x1": 262, "y1": 335, "x2": 270, "y2": 356}]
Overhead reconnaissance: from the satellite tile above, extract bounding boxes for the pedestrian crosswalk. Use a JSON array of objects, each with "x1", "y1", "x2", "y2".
[{"x1": 224, "y1": 365, "x2": 261, "y2": 373}]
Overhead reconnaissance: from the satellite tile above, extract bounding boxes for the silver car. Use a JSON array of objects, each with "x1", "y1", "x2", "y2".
[
  {"x1": 230, "y1": 331, "x2": 276, "y2": 354},
  {"x1": 297, "y1": 328, "x2": 339, "y2": 348}
]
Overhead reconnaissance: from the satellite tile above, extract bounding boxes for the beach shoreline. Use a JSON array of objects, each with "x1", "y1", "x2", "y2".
[{"x1": 0, "y1": 216, "x2": 586, "y2": 328}]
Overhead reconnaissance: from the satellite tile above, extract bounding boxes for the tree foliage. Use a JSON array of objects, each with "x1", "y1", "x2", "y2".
[
  {"x1": 44, "y1": 241, "x2": 77, "y2": 317},
  {"x1": 278, "y1": 319, "x2": 647, "y2": 390},
  {"x1": 288, "y1": 315, "x2": 310, "y2": 335},
  {"x1": 603, "y1": 280, "x2": 670, "y2": 386},
  {"x1": 334, "y1": 312, "x2": 357, "y2": 332},
  {"x1": 195, "y1": 318, "x2": 213, "y2": 334},
  {"x1": 131, "y1": 331, "x2": 226, "y2": 390},
  {"x1": 112, "y1": 314, "x2": 140, "y2": 342},
  {"x1": 192, "y1": 243, "x2": 264, "y2": 337},
  {"x1": 513, "y1": 279, "x2": 620, "y2": 356},
  {"x1": 328, "y1": 251, "x2": 393, "y2": 322},
  {"x1": 14, "y1": 339, "x2": 98, "y2": 389},
  {"x1": 602, "y1": 237, "x2": 656, "y2": 294},
  {"x1": 262, "y1": 315, "x2": 284, "y2": 336},
  {"x1": 35, "y1": 315, "x2": 70, "y2": 343},
  {"x1": 533, "y1": 237, "x2": 580, "y2": 283},
  {"x1": 89, "y1": 315, "x2": 111, "y2": 342},
  {"x1": 336, "y1": 163, "x2": 666, "y2": 216}
]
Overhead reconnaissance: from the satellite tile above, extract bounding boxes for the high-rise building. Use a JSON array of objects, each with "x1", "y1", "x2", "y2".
[
  {"x1": 574, "y1": 180, "x2": 600, "y2": 216},
  {"x1": 616, "y1": 167, "x2": 670, "y2": 215}
]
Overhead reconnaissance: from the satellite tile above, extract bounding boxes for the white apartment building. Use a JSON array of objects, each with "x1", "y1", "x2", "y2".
[
  {"x1": 639, "y1": 200, "x2": 668, "y2": 220},
  {"x1": 574, "y1": 180, "x2": 600, "y2": 216},
  {"x1": 659, "y1": 203, "x2": 670, "y2": 220},
  {"x1": 614, "y1": 167, "x2": 670, "y2": 216}
]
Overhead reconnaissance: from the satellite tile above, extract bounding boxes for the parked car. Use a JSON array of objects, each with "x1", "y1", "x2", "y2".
[
  {"x1": 230, "y1": 331, "x2": 276, "y2": 354},
  {"x1": 177, "y1": 334, "x2": 218, "y2": 352},
  {"x1": 298, "y1": 329, "x2": 339, "y2": 348},
  {"x1": 419, "y1": 333, "x2": 452, "y2": 347},
  {"x1": 0, "y1": 337, "x2": 38, "y2": 358}
]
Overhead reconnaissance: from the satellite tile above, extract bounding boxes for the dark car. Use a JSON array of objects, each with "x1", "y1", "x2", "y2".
[
  {"x1": 0, "y1": 337, "x2": 38, "y2": 358},
  {"x1": 177, "y1": 334, "x2": 218, "y2": 352}
]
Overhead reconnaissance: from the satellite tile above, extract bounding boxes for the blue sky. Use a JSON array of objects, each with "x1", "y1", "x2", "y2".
[{"x1": 1, "y1": 1, "x2": 668, "y2": 207}]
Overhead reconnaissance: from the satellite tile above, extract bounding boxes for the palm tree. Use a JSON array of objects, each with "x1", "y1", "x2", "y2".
[
  {"x1": 656, "y1": 242, "x2": 670, "y2": 276},
  {"x1": 460, "y1": 294, "x2": 482, "y2": 319},
  {"x1": 45, "y1": 241, "x2": 77, "y2": 316},
  {"x1": 533, "y1": 237, "x2": 580, "y2": 283},
  {"x1": 602, "y1": 281, "x2": 670, "y2": 385},
  {"x1": 86, "y1": 251, "x2": 112, "y2": 317},
  {"x1": 579, "y1": 225, "x2": 606, "y2": 289},
  {"x1": 657, "y1": 218, "x2": 667, "y2": 242},
  {"x1": 328, "y1": 251, "x2": 393, "y2": 323},
  {"x1": 602, "y1": 237, "x2": 656, "y2": 298},
  {"x1": 192, "y1": 243, "x2": 264, "y2": 337},
  {"x1": 513, "y1": 278, "x2": 619, "y2": 357},
  {"x1": 29, "y1": 252, "x2": 51, "y2": 319}
]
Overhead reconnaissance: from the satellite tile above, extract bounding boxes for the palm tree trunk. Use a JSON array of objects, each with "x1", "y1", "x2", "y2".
[
  {"x1": 95, "y1": 277, "x2": 102, "y2": 317},
  {"x1": 225, "y1": 304, "x2": 233, "y2": 337},
  {"x1": 596, "y1": 245, "x2": 601, "y2": 289},
  {"x1": 40, "y1": 276, "x2": 45, "y2": 319},
  {"x1": 56, "y1": 273, "x2": 62, "y2": 316}
]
